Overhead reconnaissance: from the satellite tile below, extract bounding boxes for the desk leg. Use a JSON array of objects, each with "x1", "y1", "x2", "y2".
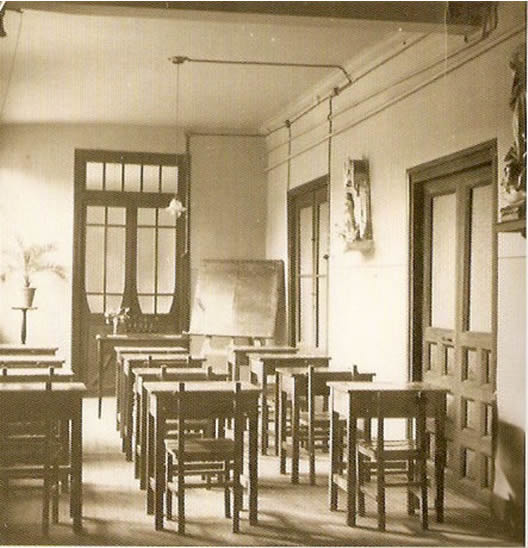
[
  {"x1": 97, "y1": 339, "x2": 103, "y2": 419},
  {"x1": 279, "y1": 388, "x2": 287, "y2": 475},
  {"x1": 248, "y1": 410, "x2": 258, "y2": 526},
  {"x1": 146, "y1": 412, "x2": 154, "y2": 513},
  {"x1": 140, "y1": 388, "x2": 148, "y2": 490},
  {"x1": 134, "y1": 383, "x2": 141, "y2": 479},
  {"x1": 261, "y1": 374, "x2": 268, "y2": 455},
  {"x1": 274, "y1": 375, "x2": 280, "y2": 456},
  {"x1": 125, "y1": 372, "x2": 134, "y2": 461},
  {"x1": 291, "y1": 377, "x2": 300, "y2": 485},
  {"x1": 154, "y1": 408, "x2": 165, "y2": 531},
  {"x1": 71, "y1": 399, "x2": 83, "y2": 534},
  {"x1": 116, "y1": 360, "x2": 121, "y2": 432},
  {"x1": 328, "y1": 408, "x2": 339, "y2": 511},
  {"x1": 435, "y1": 403, "x2": 446, "y2": 523},
  {"x1": 346, "y1": 394, "x2": 357, "y2": 527}
]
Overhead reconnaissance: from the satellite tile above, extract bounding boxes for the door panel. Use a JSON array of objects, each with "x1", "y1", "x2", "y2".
[{"x1": 416, "y1": 161, "x2": 495, "y2": 504}]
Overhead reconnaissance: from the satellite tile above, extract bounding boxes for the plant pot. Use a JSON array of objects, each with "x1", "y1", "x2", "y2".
[{"x1": 21, "y1": 287, "x2": 36, "y2": 308}]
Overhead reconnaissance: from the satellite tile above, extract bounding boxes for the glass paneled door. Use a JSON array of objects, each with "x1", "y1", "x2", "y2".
[
  {"x1": 411, "y1": 144, "x2": 496, "y2": 506},
  {"x1": 72, "y1": 149, "x2": 189, "y2": 391},
  {"x1": 288, "y1": 176, "x2": 329, "y2": 350}
]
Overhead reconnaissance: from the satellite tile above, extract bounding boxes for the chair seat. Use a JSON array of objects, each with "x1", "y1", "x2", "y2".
[
  {"x1": 358, "y1": 438, "x2": 418, "y2": 459},
  {"x1": 166, "y1": 438, "x2": 235, "y2": 461}
]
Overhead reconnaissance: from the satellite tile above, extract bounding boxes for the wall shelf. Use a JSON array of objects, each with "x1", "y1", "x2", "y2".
[{"x1": 495, "y1": 219, "x2": 526, "y2": 236}]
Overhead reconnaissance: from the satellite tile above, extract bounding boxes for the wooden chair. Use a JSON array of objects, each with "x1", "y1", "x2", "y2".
[
  {"x1": 356, "y1": 390, "x2": 428, "y2": 530},
  {"x1": 0, "y1": 372, "x2": 63, "y2": 536},
  {"x1": 298, "y1": 365, "x2": 375, "y2": 485},
  {"x1": 164, "y1": 382, "x2": 245, "y2": 534}
]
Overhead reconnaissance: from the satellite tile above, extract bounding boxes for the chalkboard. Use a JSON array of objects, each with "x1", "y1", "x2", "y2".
[{"x1": 189, "y1": 259, "x2": 284, "y2": 338}]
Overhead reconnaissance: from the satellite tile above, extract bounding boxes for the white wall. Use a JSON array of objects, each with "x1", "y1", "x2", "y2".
[
  {"x1": 264, "y1": 3, "x2": 525, "y2": 535},
  {"x1": 0, "y1": 125, "x2": 268, "y2": 364}
]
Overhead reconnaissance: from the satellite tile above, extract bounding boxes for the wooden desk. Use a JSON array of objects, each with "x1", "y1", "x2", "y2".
[
  {"x1": 0, "y1": 382, "x2": 87, "y2": 533},
  {"x1": 114, "y1": 348, "x2": 188, "y2": 432},
  {"x1": 227, "y1": 345, "x2": 298, "y2": 382},
  {"x1": 95, "y1": 332, "x2": 190, "y2": 417},
  {"x1": 0, "y1": 356, "x2": 65, "y2": 368},
  {"x1": 249, "y1": 353, "x2": 330, "y2": 455},
  {"x1": 0, "y1": 344, "x2": 58, "y2": 355},
  {"x1": 120, "y1": 356, "x2": 206, "y2": 461},
  {"x1": 0, "y1": 367, "x2": 74, "y2": 382},
  {"x1": 276, "y1": 367, "x2": 375, "y2": 484},
  {"x1": 143, "y1": 380, "x2": 260, "y2": 530},
  {"x1": 328, "y1": 381, "x2": 448, "y2": 527},
  {"x1": 135, "y1": 370, "x2": 210, "y2": 488}
]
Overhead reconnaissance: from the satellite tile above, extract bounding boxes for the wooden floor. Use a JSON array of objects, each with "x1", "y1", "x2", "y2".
[{"x1": 2, "y1": 397, "x2": 520, "y2": 546}]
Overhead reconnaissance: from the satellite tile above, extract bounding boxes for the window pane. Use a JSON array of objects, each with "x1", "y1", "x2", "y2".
[
  {"x1": 105, "y1": 162, "x2": 122, "y2": 191},
  {"x1": 431, "y1": 193, "x2": 456, "y2": 329},
  {"x1": 124, "y1": 163, "x2": 141, "y2": 192},
  {"x1": 86, "y1": 294, "x2": 104, "y2": 313},
  {"x1": 86, "y1": 162, "x2": 103, "y2": 190},
  {"x1": 299, "y1": 206, "x2": 313, "y2": 276},
  {"x1": 106, "y1": 227, "x2": 126, "y2": 293},
  {"x1": 299, "y1": 276, "x2": 314, "y2": 347},
  {"x1": 157, "y1": 295, "x2": 173, "y2": 314},
  {"x1": 158, "y1": 206, "x2": 177, "y2": 227},
  {"x1": 469, "y1": 184, "x2": 492, "y2": 332},
  {"x1": 138, "y1": 295, "x2": 155, "y2": 314},
  {"x1": 157, "y1": 228, "x2": 176, "y2": 294},
  {"x1": 138, "y1": 208, "x2": 156, "y2": 226},
  {"x1": 318, "y1": 201, "x2": 329, "y2": 275},
  {"x1": 85, "y1": 226, "x2": 104, "y2": 292},
  {"x1": 161, "y1": 165, "x2": 178, "y2": 194},
  {"x1": 86, "y1": 205, "x2": 105, "y2": 225},
  {"x1": 105, "y1": 294, "x2": 123, "y2": 314},
  {"x1": 143, "y1": 165, "x2": 160, "y2": 192},
  {"x1": 137, "y1": 227, "x2": 155, "y2": 293},
  {"x1": 107, "y1": 207, "x2": 125, "y2": 225}
]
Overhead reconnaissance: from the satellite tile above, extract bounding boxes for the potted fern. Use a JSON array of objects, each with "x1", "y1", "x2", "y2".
[{"x1": 0, "y1": 236, "x2": 66, "y2": 307}]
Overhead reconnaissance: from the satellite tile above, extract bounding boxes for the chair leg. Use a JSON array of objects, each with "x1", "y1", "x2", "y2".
[
  {"x1": 52, "y1": 456, "x2": 60, "y2": 524},
  {"x1": 358, "y1": 454, "x2": 366, "y2": 517},
  {"x1": 165, "y1": 454, "x2": 173, "y2": 521},
  {"x1": 224, "y1": 464, "x2": 231, "y2": 519},
  {"x1": 407, "y1": 457, "x2": 416, "y2": 515},
  {"x1": 177, "y1": 465, "x2": 185, "y2": 535},
  {"x1": 42, "y1": 423, "x2": 51, "y2": 537}
]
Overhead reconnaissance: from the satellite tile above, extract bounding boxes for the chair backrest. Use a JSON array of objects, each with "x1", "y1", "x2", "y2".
[{"x1": 175, "y1": 381, "x2": 243, "y2": 422}]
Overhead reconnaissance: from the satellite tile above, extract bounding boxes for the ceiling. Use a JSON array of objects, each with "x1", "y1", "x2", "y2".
[{"x1": 0, "y1": 2, "x2": 476, "y2": 132}]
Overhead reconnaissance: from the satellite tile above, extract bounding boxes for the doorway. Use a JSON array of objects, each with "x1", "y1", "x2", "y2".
[
  {"x1": 287, "y1": 175, "x2": 329, "y2": 351},
  {"x1": 410, "y1": 141, "x2": 497, "y2": 505},
  {"x1": 72, "y1": 149, "x2": 189, "y2": 391}
]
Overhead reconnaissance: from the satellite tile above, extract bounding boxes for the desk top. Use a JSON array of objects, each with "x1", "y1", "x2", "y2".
[
  {"x1": 144, "y1": 380, "x2": 261, "y2": 395},
  {"x1": 0, "y1": 356, "x2": 65, "y2": 365},
  {"x1": 250, "y1": 353, "x2": 331, "y2": 362},
  {"x1": 134, "y1": 367, "x2": 205, "y2": 378},
  {"x1": 0, "y1": 381, "x2": 87, "y2": 393},
  {"x1": 0, "y1": 367, "x2": 74, "y2": 377},
  {"x1": 232, "y1": 345, "x2": 298, "y2": 355},
  {"x1": 123, "y1": 352, "x2": 193, "y2": 363},
  {"x1": 97, "y1": 333, "x2": 188, "y2": 342},
  {"x1": 115, "y1": 346, "x2": 187, "y2": 357},
  {"x1": 0, "y1": 344, "x2": 58, "y2": 354},
  {"x1": 328, "y1": 381, "x2": 449, "y2": 394}
]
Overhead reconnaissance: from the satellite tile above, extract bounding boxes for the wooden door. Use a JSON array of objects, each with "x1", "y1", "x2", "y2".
[
  {"x1": 411, "y1": 143, "x2": 496, "y2": 505},
  {"x1": 72, "y1": 149, "x2": 190, "y2": 391},
  {"x1": 288, "y1": 177, "x2": 329, "y2": 351}
]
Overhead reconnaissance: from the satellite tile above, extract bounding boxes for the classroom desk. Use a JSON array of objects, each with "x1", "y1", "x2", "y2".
[
  {"x1": 144, "y1": 380, "x2": 260, "y2": 530},
  {"x1": 0, "y1": 367, "x2": 74, "y2": 382},
  {"x1": 96, "y1": 332, "x2": 190, "y2": 417},
  {"x1": 328, "y1": 381, "x2": 448, "y2": 527},
  {"x1": 0, "y1": 356, "x2": 66, "y2": 368},
  {"x1": 0, "y1": 344, "x2": 58, "y2": 355},
  {"x1": 119, "y1": 355, "x2": 206, "y2": 461},
  {"x1": 134, "y1": 370, "x2": 210, "y2": 488},
  {"x1": 249, "y1": 353, "x2": 330, "y2": 455},
  {"x1": 114, "y1": 348, "x2": 189, "y2": 434},
  {"x1": 276, "y1": 367, "x2": 376, "y2": 484},
  {"x1": 227, "y1": 345, "x2": 298, "y2": 382},
  {"x1": 0, "y1": 382, "x2": 87, "y2": 533}
]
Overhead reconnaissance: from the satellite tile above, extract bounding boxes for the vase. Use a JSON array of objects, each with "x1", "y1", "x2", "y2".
[{"x1": 21, "y1": 287, "x2": 36, "y2": 308}]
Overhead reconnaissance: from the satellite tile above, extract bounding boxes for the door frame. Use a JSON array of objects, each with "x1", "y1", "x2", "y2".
[
  {"x1": 71, "y1": 148, "x2": 190, "y2": 382},
  {"x1": 287, "y1": 174, "x2": 329, "y2": 348},
  {"x1": 408, "y1": 139, "x2": 497, "y2": 382}
]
